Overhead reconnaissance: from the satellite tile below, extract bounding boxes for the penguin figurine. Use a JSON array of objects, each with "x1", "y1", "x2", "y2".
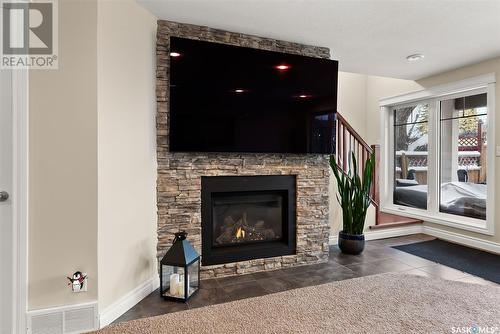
[{"x1": 67, "y1": 271, "x2": 87, "y2": 292}]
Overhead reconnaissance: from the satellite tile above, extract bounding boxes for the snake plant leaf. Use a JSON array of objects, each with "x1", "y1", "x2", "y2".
[{"x1": 330, "y1": 151, "x2": 375, "y2": 235}]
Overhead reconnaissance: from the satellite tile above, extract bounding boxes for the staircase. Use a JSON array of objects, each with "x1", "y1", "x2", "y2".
[{"x1": 335, "y1": 112, "x2": 422, "y2": 229}]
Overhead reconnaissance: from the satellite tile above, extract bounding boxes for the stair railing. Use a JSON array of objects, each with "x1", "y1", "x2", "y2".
[{"x1": 335, "y1": 112, "x2": 380, "y2": 225}]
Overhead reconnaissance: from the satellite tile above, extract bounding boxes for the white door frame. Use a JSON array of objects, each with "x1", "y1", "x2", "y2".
[{"x1": 10, "y1": 68, "x2": 29, "y2": 334}]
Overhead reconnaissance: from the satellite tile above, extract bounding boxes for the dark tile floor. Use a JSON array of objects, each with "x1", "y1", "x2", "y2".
[{"x1": 114, "y1": 234, "x2": 499, "y2": 324}]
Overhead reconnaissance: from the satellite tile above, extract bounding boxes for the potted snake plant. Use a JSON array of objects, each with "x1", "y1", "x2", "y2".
[{"x1": 330, "y1": 152, "x2": 375, "y2": 255}]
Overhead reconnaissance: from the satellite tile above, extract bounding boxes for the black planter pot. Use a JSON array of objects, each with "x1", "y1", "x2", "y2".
[{"x1": 338, "y1": 231, "x2": 365, "y2": 255}]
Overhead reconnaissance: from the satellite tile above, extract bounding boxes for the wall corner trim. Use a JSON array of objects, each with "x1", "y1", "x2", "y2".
[{"x1": 99, "y1": 276, "x2": 160, "y2": 329}]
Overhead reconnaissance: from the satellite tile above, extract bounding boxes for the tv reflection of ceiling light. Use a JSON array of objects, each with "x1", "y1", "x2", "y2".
[
  {"x1": 235, "y1": 89, "x2": 245, "y2": 93},
  {"x1": 298, "y1": 94, "x2": 311, "y2": 99},
  {"x1": 275, "y1": 64, "x2": 290, "y2": 70},
  {"x1": 170, "y1": 52, "x2": 181, "y2": 57}
]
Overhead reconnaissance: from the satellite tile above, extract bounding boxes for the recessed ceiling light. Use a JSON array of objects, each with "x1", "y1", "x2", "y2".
[
  {"x1": 170, "y1": 52, "x2": 181, "y2": 57},
  {"x1": 234, "y1": 89, "x2": 245, "y2": 93},
  {"x1": 406, "y1": 54, "x2": 424, "y2": 62},
  {"x1": 275, "y1": 64, "x2": 290, "y2": 70}
]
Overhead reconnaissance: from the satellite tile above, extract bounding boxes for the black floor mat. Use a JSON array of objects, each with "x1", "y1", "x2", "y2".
[{"x1": 393, "y1": 239, "x2": 500, "y2": 284}]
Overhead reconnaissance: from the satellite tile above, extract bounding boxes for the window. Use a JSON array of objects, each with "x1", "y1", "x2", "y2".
[
  {"x1": 393, "y1": 103, "x2": 429, "y2": 210},
  {"x1": 439, "y1": 94, "x2": 487, "y2": 220},
  {"x1": 380, "y1": 75, "x2": 495, "y2": 234}
]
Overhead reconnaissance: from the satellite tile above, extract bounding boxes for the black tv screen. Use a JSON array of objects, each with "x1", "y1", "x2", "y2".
[{"x1": 169, "y1": 37, "x2": 338, "y2": 154}]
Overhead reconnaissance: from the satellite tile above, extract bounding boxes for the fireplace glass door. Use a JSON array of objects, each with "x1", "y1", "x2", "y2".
[{"x1": 212, "y1": 192, "x2": 285, "y2": 247}]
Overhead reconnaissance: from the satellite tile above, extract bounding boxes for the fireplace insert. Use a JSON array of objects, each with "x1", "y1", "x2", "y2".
[{"x1": 201, "y1": 175, "x2": 296, "y2": 266}]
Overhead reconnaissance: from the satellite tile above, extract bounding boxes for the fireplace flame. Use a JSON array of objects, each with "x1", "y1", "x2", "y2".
[{"x1": 235, "y1": 227, "x2": 245, "y2": 239}]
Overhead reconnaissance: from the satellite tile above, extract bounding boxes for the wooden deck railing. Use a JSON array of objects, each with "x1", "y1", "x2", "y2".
[{"x1": 335, "y1": 112, "x2": 379, "y2": 224}]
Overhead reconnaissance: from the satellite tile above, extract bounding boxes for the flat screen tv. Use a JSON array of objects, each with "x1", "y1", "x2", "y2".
[{"x1": 169, "y1": 37, "x2": 338, "y2": 154}]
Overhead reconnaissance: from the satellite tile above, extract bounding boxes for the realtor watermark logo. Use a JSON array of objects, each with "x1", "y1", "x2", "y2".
[
  {"x1": 1, "y1": 0, "x2": 58, "y2": 69},
  {"x1": 452, "y1": 325, "x2": 499, "y2": 333}
]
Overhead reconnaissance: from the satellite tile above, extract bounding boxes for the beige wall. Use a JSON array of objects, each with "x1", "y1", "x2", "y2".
[
  {"x1": 416, "y1": 57, "x2": 500, "y2": 244},
  {"x1": 28, "y1": 0, "x2": 158, "y2": 311},
  {"x1": 364, "y1": 76, "x2": 422, "y2": 145},
  {"x1": 338, "y1": 71, "x2": 422, "y2": 145},
  {"x1": 29, "y1": 0, "x2": 98, "y2": 309},
  {"x1": 330, "y1": 72, "x2": 419, "y2": 234},
  {"x1": 97, "y1": 0, "x2": 157, "y2": 310},
  {"x1": 337, "y1": 72, "x2": 368, "y2": 136}
]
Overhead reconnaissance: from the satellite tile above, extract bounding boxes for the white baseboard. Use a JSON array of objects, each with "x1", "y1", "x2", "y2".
[
  {"x1": 99, "y1": 276, "x2": 159, "y2": 328},
  {"x1": 423, "y1": 225, "x2": 500, "y2": 254},
  {"x1": 328, "y1": 224, "x2": 500, "y2": 255},
  {"x1": 329, "y1": 225, "x2": 423, "y2": 245}
]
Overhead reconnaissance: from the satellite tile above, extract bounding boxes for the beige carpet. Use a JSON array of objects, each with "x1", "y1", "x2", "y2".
[{"x1": 93, "y1": 273, "x2": 500, "y2": 334}]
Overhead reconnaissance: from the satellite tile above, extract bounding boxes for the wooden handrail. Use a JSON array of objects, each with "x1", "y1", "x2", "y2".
[
  {"x1": 335, "y1": 112, "x2": 379, "y2": 224},
  {"x1": 336, "y1": 113, "x2": 372, "y2": 153},
  {"x1": 335, "y1": 112, "x2": 374, "y2": 173},
  {"x1": 335, "y1": 113, "x2": 420, "y2": 228}
]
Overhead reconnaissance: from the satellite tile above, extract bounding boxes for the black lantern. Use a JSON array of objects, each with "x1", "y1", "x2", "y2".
[{"x1": 160, "y1": 231, "x2": 200, "y2": 302}]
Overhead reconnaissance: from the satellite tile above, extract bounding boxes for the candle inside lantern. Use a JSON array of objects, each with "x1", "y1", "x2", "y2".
[
  {"x1": 169, "y1": 273, "x2": 180, "y2": 296},
  {"x1": 178, "y1": 276, "x2": 185, "y2": 298},
  {"x1": 177, "y1": 274, "x2": 191, "y2": 298}
]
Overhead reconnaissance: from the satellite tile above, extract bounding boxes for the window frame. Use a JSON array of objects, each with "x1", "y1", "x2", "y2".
[{"x1": 379, "y1": 74, "x2": 496, "y2": 235}]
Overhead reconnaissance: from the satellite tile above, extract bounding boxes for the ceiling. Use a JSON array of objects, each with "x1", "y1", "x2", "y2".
[{"x1": 137, "y1": 0, "x2": 500, "y2": 80}]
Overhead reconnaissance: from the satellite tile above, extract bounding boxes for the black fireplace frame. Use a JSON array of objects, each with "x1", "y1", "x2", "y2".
[{"x1": 201, "y1": 175, "x2": 296, "y2": 266}]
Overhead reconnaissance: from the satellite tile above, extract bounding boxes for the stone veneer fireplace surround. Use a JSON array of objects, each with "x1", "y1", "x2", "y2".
[{"x1": 156, "y1": 20, "x2": 331, "y2": 279}]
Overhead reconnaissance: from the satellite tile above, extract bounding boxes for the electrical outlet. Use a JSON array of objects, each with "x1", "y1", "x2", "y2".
[
  {"x1": 80, "y1": 273, "x2": 88, "y2": 292},
  {"x1": 496, "y1": 146, "x2": 500, "y2": 157}
]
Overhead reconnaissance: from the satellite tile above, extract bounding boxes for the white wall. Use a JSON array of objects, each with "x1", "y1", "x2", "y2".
[
  {"x1": 28, "y1": 0, "x2": 98, "y2": 309},
  {"x1": 97, "y1": 0, "x2": 158, "y2": 310}
]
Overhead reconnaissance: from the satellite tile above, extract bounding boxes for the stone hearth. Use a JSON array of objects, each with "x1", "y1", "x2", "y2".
[{"x1": 156, "y1": 20, "x2": 331, "y2": 279}]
